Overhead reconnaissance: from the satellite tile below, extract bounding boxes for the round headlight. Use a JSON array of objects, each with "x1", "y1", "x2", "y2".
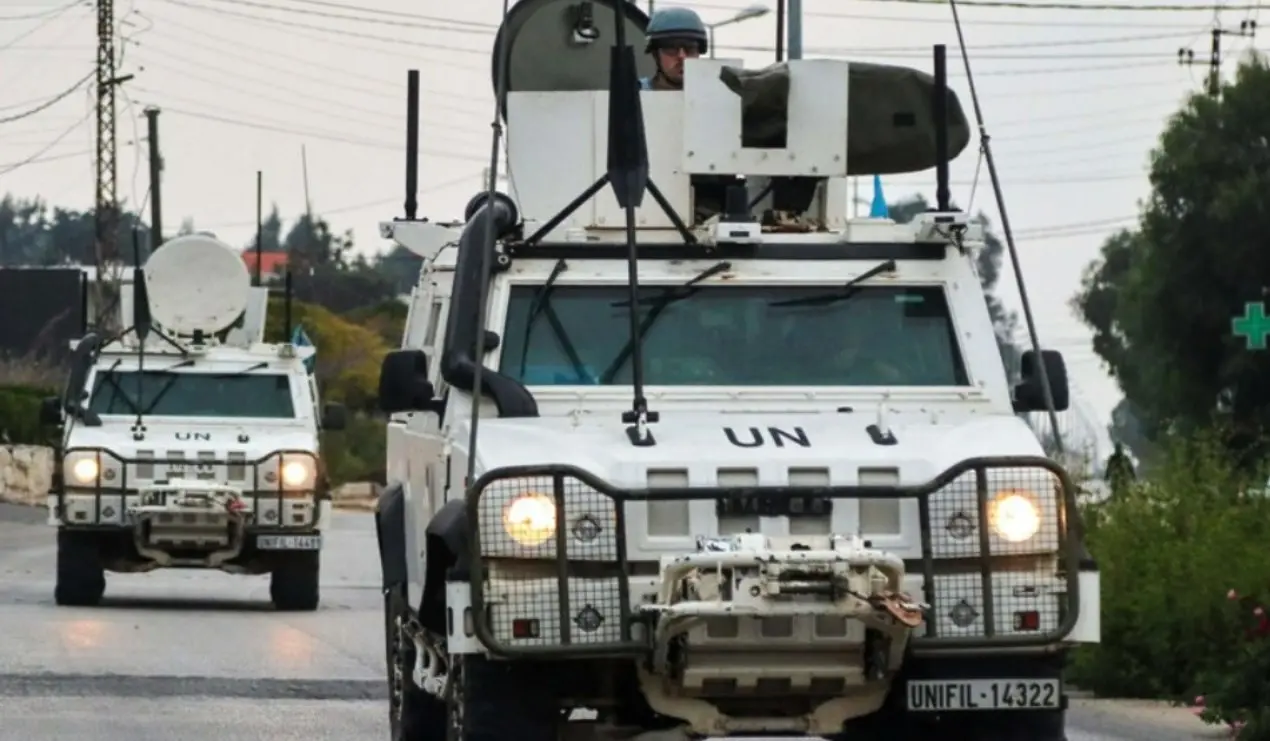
[
  {"x1": 989, "y1": 491, "x2": 1040, "y2": 543},
  {"x1": 70, "y1": 457, "x2": 99, "y2": 484},
  {"x1": 280, "y1": 459, "x2": 311, "y2": 488},
  {"x1": 503, "y1": 493, "x2": 557, "y2": 547}
]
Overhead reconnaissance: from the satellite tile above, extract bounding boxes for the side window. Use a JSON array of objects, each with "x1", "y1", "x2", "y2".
[{"x1": 307, "y1": 375, "x2": 321, "y2": 419}]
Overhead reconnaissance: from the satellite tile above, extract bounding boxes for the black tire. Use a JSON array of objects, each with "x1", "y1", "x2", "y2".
[
  {"x1": 54, "y1": 528, "x2": 106, "y2": 607},
  {"x1": 458, "y1": 655, "x2": 559, "y2": 741},
  {"x1": 270, "y1": 550, "x2": 321, "y2": 611},
  {"x1": 385, "y1": 586, "x2": 447, "y2": 741}
]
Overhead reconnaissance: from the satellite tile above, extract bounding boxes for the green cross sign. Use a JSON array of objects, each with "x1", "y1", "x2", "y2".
[{"x1": 1233, "y1": 302, "x2": 1270, "y2": 350}]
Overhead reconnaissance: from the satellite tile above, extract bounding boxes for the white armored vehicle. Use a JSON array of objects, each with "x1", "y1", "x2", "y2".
[
  {"x1": 42, "y1": 234, "x2": 346, "y2": 611},
  {"x1": 375, "y1": 1, "x2": 1100, "y2": 739}
]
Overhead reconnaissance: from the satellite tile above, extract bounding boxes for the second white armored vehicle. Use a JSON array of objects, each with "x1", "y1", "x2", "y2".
[
  {"x1": 43, "y1": 234, "x2": 346, "y2": 611},
  {"x1": 375, "y1": 1, "x2": 1100, "y2": 739}
]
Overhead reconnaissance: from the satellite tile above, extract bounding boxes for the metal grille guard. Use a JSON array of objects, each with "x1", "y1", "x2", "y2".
[
  {"x1": 56, "y1": 446, "x2": 328, "y2": 529},
  {"x1": 465, "y1": 456, "x2": 1083, "y2": 658}
]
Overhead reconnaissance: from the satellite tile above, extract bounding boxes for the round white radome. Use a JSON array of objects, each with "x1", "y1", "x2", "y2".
[{"x1": 143, "y1": 234, "x2": 251, "y2": 336}]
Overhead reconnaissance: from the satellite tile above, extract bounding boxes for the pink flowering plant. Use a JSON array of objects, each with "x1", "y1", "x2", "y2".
[{"x1": 1191, "y1": 587, "x2": 1270, "y2": 739}]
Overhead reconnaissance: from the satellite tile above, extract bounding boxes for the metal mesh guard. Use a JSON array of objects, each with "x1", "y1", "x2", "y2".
[{"x1": 466, "y1": 457, "x2": 1081, "y2": 657}]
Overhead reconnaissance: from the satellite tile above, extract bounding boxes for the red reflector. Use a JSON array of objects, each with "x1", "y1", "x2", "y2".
[
  {"x1": 511, "y1": 618, "x2": 540, "y2": 639},
  {"x1": 1014, "y1": 610, "x2": 1040, "y2": 631}
]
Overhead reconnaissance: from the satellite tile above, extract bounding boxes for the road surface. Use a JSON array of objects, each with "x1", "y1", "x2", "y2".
[{"x1": 0, "y1": 502, "x2": 1216, "y2": 741}]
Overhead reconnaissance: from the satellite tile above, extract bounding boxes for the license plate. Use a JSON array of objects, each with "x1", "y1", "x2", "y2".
[
  {"x1": 906, "y1": 679, "x2": 1061, "y2": 711},
  {"x1": 256, "y1": 535, "x2": 322, "y2": 551},
  {"x1": 715, "y1": 493, "x2": 831, "y2": 518}
]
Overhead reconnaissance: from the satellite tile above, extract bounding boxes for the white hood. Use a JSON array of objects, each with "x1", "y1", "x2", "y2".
[
  {"x1": 465, "y1": 410, "x2": 1047, "y2": 487},
  {"x1": 67, "y1": 419, "x2": 319, "y2": 461}
]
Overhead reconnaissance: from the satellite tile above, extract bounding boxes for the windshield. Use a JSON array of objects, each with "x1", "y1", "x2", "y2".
[
  {"x1": 86, "y1": 370, "x2": 297, "y2": 418},
  {"x1": 498, "y1": 284, "x2": 969, "y2": 386}
]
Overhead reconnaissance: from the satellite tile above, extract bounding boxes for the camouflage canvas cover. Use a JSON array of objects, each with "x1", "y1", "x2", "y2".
[{"x1": 718, "y1": 61, "x2": 972, "y2": 176}]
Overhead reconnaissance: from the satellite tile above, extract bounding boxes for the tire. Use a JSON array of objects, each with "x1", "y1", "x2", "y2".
[
  {"x1": 385, "y1": 586, "x2": 446, "y2": 741},
  {"x1": 457, "y1": 655, "x2": 559, "y2": 741},
  {"x1": 270, "y1": 550, "x2": 320, "y2": 611},
  {"x1": 54, "y1": 528, "x2": 106, "y2": 607}
]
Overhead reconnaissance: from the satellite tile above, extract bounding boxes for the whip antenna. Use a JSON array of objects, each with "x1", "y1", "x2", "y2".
[
  {"x1": 466, "y1": 0, "x2": 515, "y2": 483},
  {"x1": 945, "y1": 0, "x2": 1064, "y2": 455}
]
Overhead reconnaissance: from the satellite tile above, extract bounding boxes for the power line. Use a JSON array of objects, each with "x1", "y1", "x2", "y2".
[
  {"x1": 196, "y1": 0, "x2": 493, "y2": 34},
  {"x1": 156, "y1": 105, "x2": 490, "y2": 163},
  {"x1": 0, "y1": 70, "x2": 93, "y2": 124},
  {"x1": 0, "y1": 0, "x2": 87, "y2": 50},
  {"x1": 1178, "y1": 20, "x2": 1258, "y2": 95},
  {"x1": 838, "y1": 0, "x2": 1265, "y2": 11},
  {"x1": 0, "y1": 0, "x2": 84, "y2": 21},
  {"x1": 0, "y1": 112, "x2": 89, "y2": 176},
  {"x1": 138, "y1": 9, "x2": 490, "y2": 114}
]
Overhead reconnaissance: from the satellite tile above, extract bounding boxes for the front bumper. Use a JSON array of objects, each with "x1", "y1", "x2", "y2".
[{"x1": 463, "y1": 456, "x2": 1087, "y2": 659}]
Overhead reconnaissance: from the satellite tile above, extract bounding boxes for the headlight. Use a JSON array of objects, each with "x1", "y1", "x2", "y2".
[
  {"x1": 69, "y1": 457, "x2": 99, "y2": 484},
  {"x1": 989, "y1": 490, "x2": 1041, "y2": 542},
  {"x1": 279, "y1": 458, "x2": 314, "y2": 488},
  {"x1": 503, "y1": 493, "x2": 557, "y2": 547}
]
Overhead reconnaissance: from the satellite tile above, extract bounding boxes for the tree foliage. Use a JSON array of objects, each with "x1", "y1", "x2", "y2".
[
  {"x1": 1068, "y1": 429, "x2": 1270, "y2": 705},
  {"x1": 1072, "y1": 57, "x2": 1270, "y2": 464},
  {"x1": 264, "y1": 297, "x2": 390, "y2": 412}
]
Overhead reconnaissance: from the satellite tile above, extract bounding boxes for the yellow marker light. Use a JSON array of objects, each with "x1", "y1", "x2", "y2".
[
  {"x1": 280, "y1": 459, "x2": 311, "y2": 488},
  {"x1": 70, "y1": 457, "x2": 99, "y2": 484},
  {"x1": 989, "y1": 491, "x2": 1041, "y2": 543},
  {"x1": 503, "y1": 493, "x2": 557, "y2": 547}
]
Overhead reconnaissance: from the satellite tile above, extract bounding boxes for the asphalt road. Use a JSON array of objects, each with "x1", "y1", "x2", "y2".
[{"x1": 0, "y1": 502, "x2": 1214, "y2": 741}]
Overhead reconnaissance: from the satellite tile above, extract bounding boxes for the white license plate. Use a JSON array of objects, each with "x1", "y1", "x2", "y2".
[
  {"x1": 906, "y1": 679, "x2": 1061, "y2": 711},
  {"x1": 256, "y1": 535, "x2": 322, "y2": 551}
]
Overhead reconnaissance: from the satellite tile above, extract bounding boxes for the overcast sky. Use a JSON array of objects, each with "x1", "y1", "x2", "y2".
[{"x1": 5, "y1": 0, "x2": 1262, "y2": 455}]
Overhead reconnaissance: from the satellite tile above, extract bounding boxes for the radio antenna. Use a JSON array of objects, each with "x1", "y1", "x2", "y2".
[
  {"x1": 945, "y1": 0, "x2": 1063, "y2": 454},
  {"x1": 466, "y1": 0, "x2": 514, "y2": 483},
  {"x1": 607, "y1": 0, "x2": 657, "y2": 446}
]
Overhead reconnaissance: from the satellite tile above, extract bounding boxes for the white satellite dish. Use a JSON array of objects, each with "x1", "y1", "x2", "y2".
[{"x1": 143, "y1": 234, "x2": 251, "y2": 337}]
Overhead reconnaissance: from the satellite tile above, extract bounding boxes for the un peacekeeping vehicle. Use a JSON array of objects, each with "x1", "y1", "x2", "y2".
[
  {"x1": 375, "y1": 1, "x2": 1100, "y2": 739},
  {"x1": 42, "y1": 234, "x2": 347, "y2": 611}
]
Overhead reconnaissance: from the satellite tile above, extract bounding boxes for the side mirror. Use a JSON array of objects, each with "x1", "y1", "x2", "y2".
[
  {"x1": 379, "y1": 349, "x2": 438, "y2": 414},
  {"x1": 1013, "y1": 349, "x2": 1070, "y2": 413},
  {"x1": 321, "y1": 402, "x2": 347, "y2": 431},
  {"x1": 40, "y1": 396, "x2": 63, "y2": 426}
]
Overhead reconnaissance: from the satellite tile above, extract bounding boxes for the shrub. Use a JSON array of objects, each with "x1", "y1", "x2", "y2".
[
  {"x1": 320, "y1": 411, "x2": 386, "y2": 487},
  {"x1": 1190, "y1": 589, "x2": 1270, "y2": 740},
  {"x1": 1067, "y1": 428, "x2": 1270, "y2": 700},
  {"x1": 264, "y1": 297, "x2": 390, "y2": 410},
  {"x1": 0, "y1": 354, "x2": 62, "y2": 445}
]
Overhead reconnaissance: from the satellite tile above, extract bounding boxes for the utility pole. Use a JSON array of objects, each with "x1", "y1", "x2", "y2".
[
  {"x1": 94, "y1": 0, "x2": 133, "y2": 329},
  {"x1": 145, "y1": 107, "x2": 163, "y2": 252},
  {"x1": 1177, "y1": 19, "x2": 1256, "y2": 97}
]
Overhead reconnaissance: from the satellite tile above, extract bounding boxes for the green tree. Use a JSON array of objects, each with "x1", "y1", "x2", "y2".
[{"x1": 1071, "y1": 57, "x2": 1270, "y2": 465}]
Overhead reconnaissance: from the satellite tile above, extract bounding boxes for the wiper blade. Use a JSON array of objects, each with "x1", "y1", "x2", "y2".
[
  {"x1": 140, "y1": 360, "x2": 196, "y2": 415},
  {"x1": 600, "y1": 261, "x2": 731, "y2": 384},
  {"x1": 99, "y1": 359, "x2": 141, "y2": 415},
  {"x1": 767, "y1": 259, "x2": 896, "y2": 308},
  {"x1": 516, "y1": 260, "x2": 591, "y2": 383},
  {"x1": 219, "y1": 361, "x2": 267, "y2": 377}
]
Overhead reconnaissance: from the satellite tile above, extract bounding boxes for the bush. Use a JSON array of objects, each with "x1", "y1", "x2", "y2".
[
  {"x1": 264, "y1": 297, "x2": 390, "y2": 410},
  {"x1": 320, "y1": 411, "x2": 386, "y2": 487},
  {"x1": 0, "y1": 355, "x2": 62, "y2": 445},
  {"x1": 1191, "y1": 588, "x2": 1270, "y2": 739},
  {"x1": 1067, "y1": 429, "x2": 1270, "y2": 700}
]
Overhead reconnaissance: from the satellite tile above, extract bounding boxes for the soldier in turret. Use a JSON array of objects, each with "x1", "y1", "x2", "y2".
[{"x1": 639, "y1": 7, "x2": 708, "y2": 91}]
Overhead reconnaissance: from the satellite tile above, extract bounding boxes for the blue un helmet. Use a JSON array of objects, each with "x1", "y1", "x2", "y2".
[{"x1": 645, "y1": 7, "x2": 709, "y2": 55}]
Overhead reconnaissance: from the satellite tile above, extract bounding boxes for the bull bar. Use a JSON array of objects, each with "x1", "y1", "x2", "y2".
[
  {"x1": 55, "y1": 446, "x2": 328, "y2": 529},
  {"x1": 465, "y1": 455, "x2": 1083, "y2": 659}
]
